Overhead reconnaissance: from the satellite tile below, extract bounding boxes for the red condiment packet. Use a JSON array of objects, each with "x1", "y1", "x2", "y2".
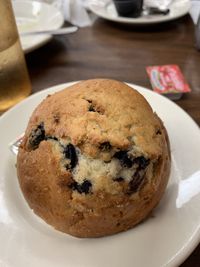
[{"x1": 146, "y1": 65, "x2": 191, "y2": 99}]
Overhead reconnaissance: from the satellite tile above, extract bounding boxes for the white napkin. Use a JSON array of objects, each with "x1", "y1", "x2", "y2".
[
  {"x1": 46, "y1": 0, "x2": 92, "y2": 27},
  {"x1": 38, "y1": 0, "x2": 112, "y2": 27},
  {"x1": 61, "y1": 0, "x2": 92, "y2": 27},
  {"x1": 54, "y1": 0, "x2": 111, "y2": 26}
]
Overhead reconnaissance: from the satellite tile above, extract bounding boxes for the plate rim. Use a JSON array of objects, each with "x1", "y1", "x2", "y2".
[
  {"x1": 0, "y1": 81, "x2": 200, "y2": 267},
  {"x1": 89, "y1": 0, "x2": 191, "y2": 25}
]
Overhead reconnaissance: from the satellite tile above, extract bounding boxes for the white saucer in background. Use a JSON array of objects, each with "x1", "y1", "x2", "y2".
[
  {"x1": 89, "y1": 0, "x2": 190, "y2": 24},
  {"x1": 13, "y1": 1, "x2": 64, "y2": 53}
]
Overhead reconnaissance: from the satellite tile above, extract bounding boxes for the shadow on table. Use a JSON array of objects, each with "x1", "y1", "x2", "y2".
[{"x1": 25, "y1": 37, "x2": 68, "y2": 65}]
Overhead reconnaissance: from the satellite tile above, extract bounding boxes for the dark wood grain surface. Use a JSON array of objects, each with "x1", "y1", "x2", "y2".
[{"x1": 25, "y1": 14, "x2": 200, "y2": 266}]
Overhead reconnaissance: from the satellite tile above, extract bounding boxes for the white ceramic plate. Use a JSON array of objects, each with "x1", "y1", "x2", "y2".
[
  {"x1": 12, "y1": 1, "x2": 64, "y2": 53},
  {"x1": 89, "y1": 0, "x2": 190, "y2": 24},
  {"x1": 0, "y1": 82, "x2": 200, "y2": 267}
]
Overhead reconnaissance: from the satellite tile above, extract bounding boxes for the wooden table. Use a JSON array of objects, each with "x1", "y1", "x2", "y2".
[{"x1": 25, "y1": 14, "x2": 200, "y2": 267}]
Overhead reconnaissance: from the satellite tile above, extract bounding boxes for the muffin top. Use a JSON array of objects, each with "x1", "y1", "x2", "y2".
[{"x1": 23, "y1": 79, "x2": 163, "y2": 161}]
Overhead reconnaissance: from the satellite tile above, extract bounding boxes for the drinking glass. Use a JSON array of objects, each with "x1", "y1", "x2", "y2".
[{"x1": 0, "y1": 0, "x2": 31, "y2": 113}]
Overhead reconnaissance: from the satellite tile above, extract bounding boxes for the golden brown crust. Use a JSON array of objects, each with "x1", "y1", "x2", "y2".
[{"x1": 17, "y1": 79, "x2": 171, "y2": 238}]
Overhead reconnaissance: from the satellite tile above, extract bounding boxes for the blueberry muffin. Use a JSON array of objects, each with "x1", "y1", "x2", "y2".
[{"x1": 17, "y1": 79, "x2": 171, "y2": 238}]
